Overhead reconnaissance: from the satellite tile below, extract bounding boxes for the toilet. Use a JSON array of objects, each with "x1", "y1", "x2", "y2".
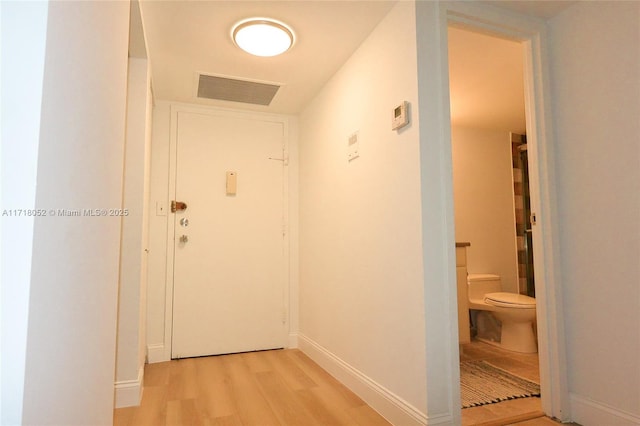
[{"x1": 467, "y1": 274, "x2": 537, "y2": 353}]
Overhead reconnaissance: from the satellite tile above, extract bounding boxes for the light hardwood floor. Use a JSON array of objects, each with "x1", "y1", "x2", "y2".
[
  {"x1": 115, "y1": 345, "x2": 573, "y2": 426},
  {"x1": 461, "y1": 340, "x2": 551, "y2": 426},
  {"x1": 113, "y1": 349, "x2": 392, "y2": 426}
]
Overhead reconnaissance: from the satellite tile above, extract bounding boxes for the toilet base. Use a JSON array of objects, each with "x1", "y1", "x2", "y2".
[
  {"x1": 478, "y1": 320, "x2": 537, "y2": 354},
  {"x1": 501, "y1": 320, "x2": 537, "y2": 353}
]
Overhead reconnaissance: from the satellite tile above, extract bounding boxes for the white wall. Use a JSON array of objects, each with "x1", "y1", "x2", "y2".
[
  {"x1": 140, "y1": 65, "x2": 153, "y2": 374},
  {"x1": 115, "y1": 57, "x2": 152, "y2": 407},
  {"x1": 548, "y1": 2, "x2": 640, "y2": 424},
  {"x1": 18, "y1": 2, "x2": 130, "y2": 424},
  {"x1": 451, "y1": 126, "x2": 519, "y2": 293},
  {"x1": 298, "y1": 3, "x2": 427, "y2": 423},
  {"x1": 146, "y1": 101, "x2": 171, "y2": 360},
  {"x1": 0, "y1": 2, "x2": 49, "y2": 423}
]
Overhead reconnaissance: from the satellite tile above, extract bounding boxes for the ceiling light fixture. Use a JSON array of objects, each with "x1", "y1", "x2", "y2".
[{"x1": 232, "y1": 18, "x2": 294, "y2": 57}]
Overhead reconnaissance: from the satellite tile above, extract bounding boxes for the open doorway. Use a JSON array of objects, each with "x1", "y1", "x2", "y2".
[{"x1": 448, "y1": 25, "x2": 541, "y2": 424}]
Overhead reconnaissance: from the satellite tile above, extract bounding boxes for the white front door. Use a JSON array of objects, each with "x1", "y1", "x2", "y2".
[{"x1": 171, "y1": 109, "x2": 287, "y2": 359}]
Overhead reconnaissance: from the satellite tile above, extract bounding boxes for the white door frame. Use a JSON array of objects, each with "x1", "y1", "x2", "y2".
[
  {"x1": 162, "y1": 103, "x2": 293, "y2": 361},
  {"x1": 417, "y1": 2, "x2": 569, "y2": 423}
]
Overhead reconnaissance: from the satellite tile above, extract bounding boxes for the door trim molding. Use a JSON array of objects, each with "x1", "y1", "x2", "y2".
[
  {"x1": 161, "y1": 102, "x2": 294, "y2": 361},
  {"x1": 425, "y1": 1, "x2": 569, "y2": 422},
  {"x1": 113, "y1": 366, "x2": 144, "y2": 408}
]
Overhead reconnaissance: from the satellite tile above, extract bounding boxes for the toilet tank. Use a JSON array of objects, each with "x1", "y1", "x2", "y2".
[{"x1": 468, "y1": 274, "x2": 501, "y2": 300}]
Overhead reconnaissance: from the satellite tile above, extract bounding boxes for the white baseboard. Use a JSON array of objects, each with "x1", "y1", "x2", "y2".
[
  {"x1": 297, "y1": 333, "x2": 430, "y2": 426},
  {"x1": 147, "y1": 343, "x2": 168, "y2": 363},
  {"x1": 114, "y1": 366, "x2": 144, "y2": 408},
  {"x1": 288, "y1": 332, "x2": 299, "y2": 348},
  {"x1": 570, "y1": 393, "x2": 640, "y2": 425}
]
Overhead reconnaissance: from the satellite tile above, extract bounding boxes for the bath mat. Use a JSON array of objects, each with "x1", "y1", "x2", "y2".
[{"x1": 460, "y1": 360, "x2": 540, "y2": 408}]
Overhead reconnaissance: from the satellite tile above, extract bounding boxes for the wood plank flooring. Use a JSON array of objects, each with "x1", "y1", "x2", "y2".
[
  {"x1": 460, "y1": 340, "x2": 544, "y2": 426},
  {"x1": 115, "y1": 344, "x2": 575, "y2": 426},
  {"x1": 113, "y1": 349, "x2": 391, "y2": 426}
]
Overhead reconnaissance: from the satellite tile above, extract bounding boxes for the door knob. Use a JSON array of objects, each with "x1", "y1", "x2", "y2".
[
  {"x1": 180, "y1": 218, "x2": 189, "y2": 227},
  {"x1": 179, "y1": 235, "x2": 188, "y2": 243}
]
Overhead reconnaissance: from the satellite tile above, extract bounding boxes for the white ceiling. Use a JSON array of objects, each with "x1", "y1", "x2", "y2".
[
  {"x1": 140, "y1": 0, "x2": 574, "y2": 125},
  {"x1": 140, "y1": 1, "x2": 396, "y2": 114}
]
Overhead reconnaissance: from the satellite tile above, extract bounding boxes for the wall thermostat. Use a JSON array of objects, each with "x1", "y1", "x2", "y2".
[{"x1": 391, "y1": 101, "x2": 409, "y2": 131}]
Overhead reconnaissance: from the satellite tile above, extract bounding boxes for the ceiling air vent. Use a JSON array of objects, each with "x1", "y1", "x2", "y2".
[{"x1": 197, "y1": 74, "x2": 280, "y2": 106}]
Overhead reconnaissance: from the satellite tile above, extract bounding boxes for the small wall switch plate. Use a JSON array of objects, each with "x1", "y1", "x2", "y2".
[
  {"x1": 226, "y1": 171, "x2": 237, "y2": 195},
  {"x1": 391, "y1": 101, "x2": 409, "y2": 130},
  {"x1": 348, "y1": 131, "x2": 360, "y2": 161},
  {"x1": 156, "y1": 201, "x2": 167, "y2": 216}
]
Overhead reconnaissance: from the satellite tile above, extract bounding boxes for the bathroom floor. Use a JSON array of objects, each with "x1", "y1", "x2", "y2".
[{"x1": 460, "y1": 339, "x2": 543, "y2": 425}]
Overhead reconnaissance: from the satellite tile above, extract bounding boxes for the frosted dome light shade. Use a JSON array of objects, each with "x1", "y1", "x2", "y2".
[{"x1": 233, "y1": 19, "x2": 294, "y2": 57}]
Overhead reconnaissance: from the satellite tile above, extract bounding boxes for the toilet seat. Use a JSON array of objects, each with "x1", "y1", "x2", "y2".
[{"x1": 484, "y1": 292, "x2": 536, "y2": 309}]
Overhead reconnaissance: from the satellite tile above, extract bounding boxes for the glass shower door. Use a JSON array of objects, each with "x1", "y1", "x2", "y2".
[{"x1": 520, "y1": 146, "x2": 535, "y2": 297}]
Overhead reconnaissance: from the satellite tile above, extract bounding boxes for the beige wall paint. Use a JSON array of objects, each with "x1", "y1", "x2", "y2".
[
  {"x1": 448, "y1": 26, "x2": 526, "y2": 133},
  {"x1": 299, "y1": 1, "x2": 427, "y2": 416},
  {"x1": 549, "y1": 2, "x2": 640, "y2": 422},
  {"x1": 451, "y1": 126, "x2": 519, "y2": 293}
]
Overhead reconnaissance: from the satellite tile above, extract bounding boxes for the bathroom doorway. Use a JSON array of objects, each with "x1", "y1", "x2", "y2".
[{"x1": 448, "y1": 25, "x2": 541, "y2": 424}]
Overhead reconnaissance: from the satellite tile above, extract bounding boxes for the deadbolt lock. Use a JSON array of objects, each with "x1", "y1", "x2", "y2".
[{"x1": 171, "y1": 200, "x2": 188, "y2": 213}]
